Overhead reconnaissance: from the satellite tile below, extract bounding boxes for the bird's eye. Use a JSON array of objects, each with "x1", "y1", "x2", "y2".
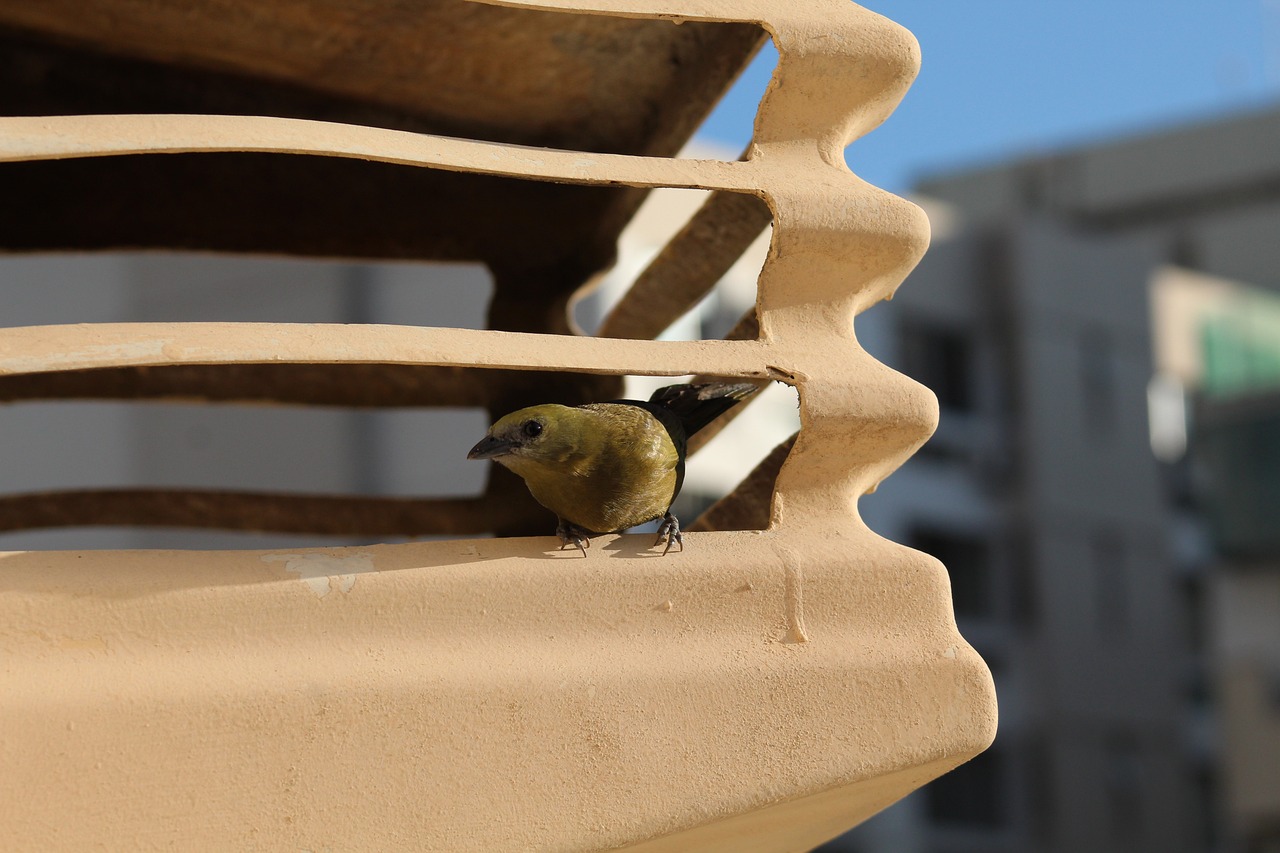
[{"x1": 522, "y1": 420, "x2": 543, "y2": 439}]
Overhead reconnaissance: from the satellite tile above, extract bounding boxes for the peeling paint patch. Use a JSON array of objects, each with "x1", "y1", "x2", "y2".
[{"x1": 262, "y1": 553, "x2": 373, "y2": 598}]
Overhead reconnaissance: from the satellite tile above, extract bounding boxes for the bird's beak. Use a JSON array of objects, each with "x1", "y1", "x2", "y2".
[{"x1": 467, "y1": 435, "x2": 516, "y2": 460}]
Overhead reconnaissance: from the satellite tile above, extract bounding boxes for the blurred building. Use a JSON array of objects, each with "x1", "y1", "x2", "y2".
[{"x1": 831, "y1": 106, "x2": 1280, "y2": 853}]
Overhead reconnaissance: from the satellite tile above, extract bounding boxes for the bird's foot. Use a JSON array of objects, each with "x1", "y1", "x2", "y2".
[
  {"x1": 654, "y1": 512, "x2": 683, "y2": 555},
  {"x1": 556, "y1": 520, "x2": 592, "y2": 557}
]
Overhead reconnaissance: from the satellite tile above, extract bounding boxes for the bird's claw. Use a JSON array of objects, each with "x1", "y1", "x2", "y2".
[
  {"x1": 654, "y1": 512, "x2": 683, "y2": 555},
  {"x1": 556, "y1": 520, "x2": 592, "y2": 557}
]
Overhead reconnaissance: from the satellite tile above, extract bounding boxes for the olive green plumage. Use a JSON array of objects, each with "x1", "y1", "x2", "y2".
[{"x1": 467, "y1": 382, "x2": 755, "y2": 554}]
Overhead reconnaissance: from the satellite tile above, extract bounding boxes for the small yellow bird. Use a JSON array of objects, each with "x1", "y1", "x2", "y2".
[{"x1": 467, "y1": 383, "x2": 755, "y2": 555}]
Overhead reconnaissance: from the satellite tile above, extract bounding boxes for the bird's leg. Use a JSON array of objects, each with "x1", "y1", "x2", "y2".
[
  {"x1": 654, "y1": 512, "x2": 683, "y2": 555},
  {"x1": 556, "y1": 519, "x2": 591, "y2": 557}
]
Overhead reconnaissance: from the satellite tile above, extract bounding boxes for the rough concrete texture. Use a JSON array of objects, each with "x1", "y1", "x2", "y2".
[{"x1": 0, "y1": 0, "x2": 997, "y2": 849}]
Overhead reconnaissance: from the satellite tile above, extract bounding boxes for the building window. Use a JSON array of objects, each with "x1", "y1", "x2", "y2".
[
  {"x1": 1179, "y1": 574, "x2": 1207, "y2": 657},
  {"x1": 910, "y1": 526, "x2": 992, "y2": 620},
  {"x1": 1091, "y1": 529, "x2": 1129, "y2": 634},
  {"x1": 1080, "y1": 326, "x2": 1117, "y2": 434},
  {"x1": 900, "y1": 319, "x2": 975, "y2": 413},
  {"x1": 1025, "y1": 734, "x2": 1055, "y2": 842},
  {"x1": 1103, "y1": 730, "x2": 1144, "y2": 841},
  {"x1": 1008, "y1": 528, "x2": 1038, "y2": 630},
  {"x1": 925, "y1": 743, "x2": 1006, "y2": 829}
]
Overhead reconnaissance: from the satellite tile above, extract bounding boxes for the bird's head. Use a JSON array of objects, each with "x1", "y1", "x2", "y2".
[{"x1": 467, "y1": 404, "x2": 585, "y2": 473}]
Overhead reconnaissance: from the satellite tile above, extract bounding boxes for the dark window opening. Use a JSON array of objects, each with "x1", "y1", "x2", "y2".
[
  {"x1": 1026, "y1": 734, "x2": 1055, "y2": 842},
  {"x1": 1104, "y1": 730, "x2": 1144, "y2": 840},
  {"x1": 1008, "y1": 528, "x2": 1039, "y2": 630},
  {"x1": 1080, "y1": 326, "x2": 1118, "y2": 434},
  {"x1": 1091, "y1": 529, "x2": 1129, "y2": 634},
  {"x1": 911, "y1": 526, "x2": 992, "y2": 620},
  {"x1": 925, "y1": 745, "x2": 1006, "y2": 829},
  {"x1": 900, "y1": 320, "x2": 975, "y2": 413}
]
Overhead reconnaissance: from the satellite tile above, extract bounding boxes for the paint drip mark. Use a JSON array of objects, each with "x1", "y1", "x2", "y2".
[{"x1": 780, "y1": 550, "x2": 809, "y2": 644}]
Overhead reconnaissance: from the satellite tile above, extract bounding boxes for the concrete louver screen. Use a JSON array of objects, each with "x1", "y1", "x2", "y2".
[{"x1": 0, "y1": 1, "x2": 997, "y2": 850}]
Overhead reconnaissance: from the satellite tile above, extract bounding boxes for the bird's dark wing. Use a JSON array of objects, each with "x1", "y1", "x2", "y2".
[{"x1": 645, "y1": 382, "x2": 758, "y2": 437}]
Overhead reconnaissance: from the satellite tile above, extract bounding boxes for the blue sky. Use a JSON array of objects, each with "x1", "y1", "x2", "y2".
[{"x1": 697, "y1": 1, "x2": 1280, "y2": 193}]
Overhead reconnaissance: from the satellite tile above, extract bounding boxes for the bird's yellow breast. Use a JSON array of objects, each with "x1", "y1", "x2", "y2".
[{"x1": 504, "y1": 404, "x2": 680, "y2": 533}]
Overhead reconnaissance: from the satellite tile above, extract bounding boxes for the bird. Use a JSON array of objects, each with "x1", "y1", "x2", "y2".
[{"x1": 467, "y1": 382, "x2": 756, "y2": 556}]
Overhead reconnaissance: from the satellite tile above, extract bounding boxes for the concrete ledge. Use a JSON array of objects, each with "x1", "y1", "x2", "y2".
[{"x1": 0, "y1": 531, "x2": 994, "y2": 850}]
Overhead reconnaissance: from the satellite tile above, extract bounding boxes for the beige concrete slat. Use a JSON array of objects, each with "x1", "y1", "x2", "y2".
[
  {"x1": 0, "y1": 113, "x2": 756, "y2": 190},
  {"x1": 598, "y1": 190, "x2": 772, "y2": 340},
  {"x1": 0, "y1": 322, "x2": 770, "y2": 379}
]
